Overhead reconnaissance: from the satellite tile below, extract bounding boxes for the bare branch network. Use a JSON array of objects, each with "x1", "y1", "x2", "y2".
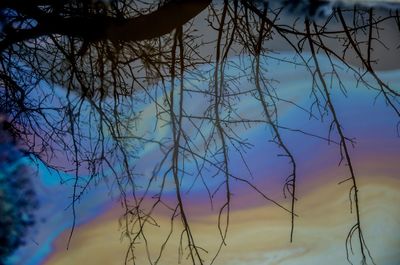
[{"x1": 0, "y1": 0, "x2": 399, "y2": 264}]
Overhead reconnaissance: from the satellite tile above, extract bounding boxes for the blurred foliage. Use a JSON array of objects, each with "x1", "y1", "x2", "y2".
[{"x1": 0, "y1": 117, "x2": 37, "y2": 264}]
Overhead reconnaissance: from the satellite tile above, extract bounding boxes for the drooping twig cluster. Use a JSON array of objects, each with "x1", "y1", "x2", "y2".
[{"x1": 0, "y1": 1, "x2": 399, "y2": 264}]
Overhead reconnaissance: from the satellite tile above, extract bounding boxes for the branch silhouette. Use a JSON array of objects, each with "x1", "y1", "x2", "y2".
[{"x1": 1, "y1": 1, "x2": 399, "y2": 265}]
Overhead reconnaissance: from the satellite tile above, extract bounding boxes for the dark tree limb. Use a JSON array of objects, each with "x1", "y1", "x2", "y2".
[{"x1": 0, "y1": 0, "x2": 211, "y2": 52}]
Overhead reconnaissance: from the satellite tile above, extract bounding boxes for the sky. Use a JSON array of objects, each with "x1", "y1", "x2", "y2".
[{"x1": 8, "y1": 50, "x2": 400, "y2": 265}]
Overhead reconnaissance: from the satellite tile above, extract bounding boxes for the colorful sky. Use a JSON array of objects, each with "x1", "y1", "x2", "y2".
[{"x1": 9, "y1": 51, "x2": 400, "y2": 265}]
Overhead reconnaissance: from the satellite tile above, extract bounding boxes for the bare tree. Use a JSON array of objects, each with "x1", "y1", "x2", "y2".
[{"x1": 0, "y1": 1, "x2": 399, "y2": 264}]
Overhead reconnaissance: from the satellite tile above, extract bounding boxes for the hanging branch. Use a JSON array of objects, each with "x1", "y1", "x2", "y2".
[
  {"x1": 305, "y1": 19, "x2": 375, "y2": 265},
  {"x1": 251, "y1": 3, "x2": 298, "y2": 242}
]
